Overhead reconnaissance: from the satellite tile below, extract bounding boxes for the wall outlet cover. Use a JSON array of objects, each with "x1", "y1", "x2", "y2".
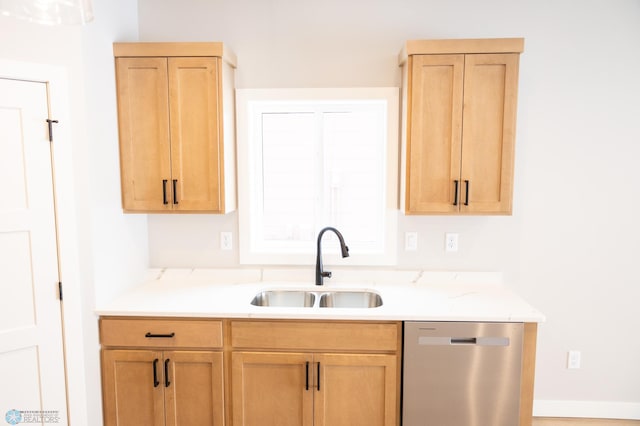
[
  {"x1": 445, "y1": 233, "x2": 459, "y2": 252},
  {"x1": 405, "y1": 232, "x2": 418, "y2": 251},
  {"x1": 220, "y1": 232, "x2": 233, "y2": 250}
]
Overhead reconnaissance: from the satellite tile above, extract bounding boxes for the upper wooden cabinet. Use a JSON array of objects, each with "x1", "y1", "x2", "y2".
[
  {"x1": 400, "y1": 38, "x2": 523, "y2": 214},
  {"x1": 114, "y1": 42, "x2": 237, "y2": 213}
]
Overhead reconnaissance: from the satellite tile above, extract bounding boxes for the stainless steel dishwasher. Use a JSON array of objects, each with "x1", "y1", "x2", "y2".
[{"x1": 403, "y1": 322, "x2": 523, "y2": 426}]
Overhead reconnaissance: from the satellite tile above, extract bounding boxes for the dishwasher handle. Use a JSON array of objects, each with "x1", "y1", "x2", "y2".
[
  {"x1": 451, "y1": 337, "x2": 477, "y2": 345},
  {"x1": 419, "y1": 336, "x2": 510, "y2": 346}
]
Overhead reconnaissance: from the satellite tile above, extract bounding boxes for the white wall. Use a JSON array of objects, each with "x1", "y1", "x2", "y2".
[
  {"x1": 83, "y1": 0, "x2": 146, "y2": 307},
  {"x1": 80, "y1": 1, "x2": 147, "y2": 422},
  {"x1": 1, "y1": 0, "x2": 145, "y2": 423},
  {"x1": 138, "y1": 0, "x2": 640, "y2": 418}
]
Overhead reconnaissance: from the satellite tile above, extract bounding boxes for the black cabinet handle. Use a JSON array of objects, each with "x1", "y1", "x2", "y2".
[
  {"x1": 316, "y1": 362, "x2": 321, "y2": 391},
  {"x1": 145, "y1": 332, "x2": 175, "y2": 339},
  {"x1": 172, "y1": 179, "x2": 178, "y2": 204},
  {"x1": 305, "y1": 361, "x2": 309, "y2": 390},
  {"x1": 164, "y1": 359, "x2": 171, "y2": 387},
  {"x1": 464, "y1": 180, "x2": 470, "y2": 206},
  {"x1": 152, "y1": 358, "x2": 160, "y2": 387},
  {"x1": 453, "y1": 180, "x2": 459, "y2": 206},
  {"x1": 162, "y1": 180, "x2": 168, "y2": 205}
]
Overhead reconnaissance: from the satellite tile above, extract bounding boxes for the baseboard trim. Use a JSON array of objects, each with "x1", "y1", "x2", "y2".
[
  {"x1": 534, "y1": 400, "x2": 640, "y2": 420},
  {"x1": 533, "y1": 418, "x2": 640, "y2": 426}
]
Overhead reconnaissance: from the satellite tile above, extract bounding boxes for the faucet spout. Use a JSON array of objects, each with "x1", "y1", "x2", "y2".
[{"x1": 315, "y1": 227, "x2": 350, "y2": 286}]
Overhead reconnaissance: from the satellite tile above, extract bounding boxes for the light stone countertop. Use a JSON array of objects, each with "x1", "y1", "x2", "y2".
[{"x1": 95, "y1": 269, "x2": 545, "y2": 322}]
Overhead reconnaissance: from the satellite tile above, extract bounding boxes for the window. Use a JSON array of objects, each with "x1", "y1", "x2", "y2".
[{"x1": 236, "y1": 88, "x2": 398, "y2": 265}]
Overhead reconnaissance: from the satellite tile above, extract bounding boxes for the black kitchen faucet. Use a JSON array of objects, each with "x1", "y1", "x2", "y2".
[{"x1": 315, "y1": 227, "x2": 350, "y2": 286}]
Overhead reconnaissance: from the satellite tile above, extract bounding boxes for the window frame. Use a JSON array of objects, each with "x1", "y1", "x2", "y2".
[{"x1": 236, "y1": 88, "x2": 399, "y2": 266}]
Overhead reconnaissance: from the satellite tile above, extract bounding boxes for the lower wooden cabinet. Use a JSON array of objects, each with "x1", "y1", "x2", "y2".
[
  {"x1": 102, "y1": 350, "x2": 224, "y2": 426},
  {"x1": 229, "y1": 320, "x2": 401, "y2": 426},
  {"x1": 100, "y1": 318, "x2": 225, "y2": 426},
  {"x1": 102, "y1": 350, "x2": 165, "y2": 426},
  {"x1": 231, "y1": 352, "x2": 313, "y2": 426},
  {"x1": 231, "y1": 352, "x2": 397, "y2": 426},
  {"x1": 313, "y1": 353, "x2": 397, "y2": 426}
]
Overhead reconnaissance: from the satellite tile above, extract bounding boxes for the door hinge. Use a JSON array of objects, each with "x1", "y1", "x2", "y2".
[
  {"x1": 46, "y1": 119, "x2": 59, "y2": 142},
  {"x1": 58, "y1": 281, "x2": 63, "y2": 301}
]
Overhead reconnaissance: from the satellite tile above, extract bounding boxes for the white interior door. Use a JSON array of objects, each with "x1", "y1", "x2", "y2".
[{"x1": 0, "y1": 78, "x2": 68, "y2": 424}]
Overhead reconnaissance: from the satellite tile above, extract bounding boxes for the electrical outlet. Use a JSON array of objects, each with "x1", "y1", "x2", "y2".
[
  {"x1": 567, "y1": 350, "x2": 581, "y2": 369},
  {"x1": 445, "y1": 233, "x2": 459, "y2": 252},
  {"x1": 220, "y1": 232, "x2": 232, "y2": 250},
  {"x1": 405, "y1": 232, "x2": 418, "y2": 251}
]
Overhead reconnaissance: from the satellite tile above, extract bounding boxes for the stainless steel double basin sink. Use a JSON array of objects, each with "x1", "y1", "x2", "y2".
[{"x1": 250, "y1": 289, "x2": 383, "y2": 309}]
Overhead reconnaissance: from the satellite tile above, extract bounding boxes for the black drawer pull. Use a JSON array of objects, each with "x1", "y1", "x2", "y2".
[
  {"x1": 305, "y1": 361, "x2": 310, "y2": 390},
  {"x1": 317, "y1": 362, "x2": 321, "y2": 391},
  {"x1": 145, "y1": 332, "x2": 175, "y2": 338}
]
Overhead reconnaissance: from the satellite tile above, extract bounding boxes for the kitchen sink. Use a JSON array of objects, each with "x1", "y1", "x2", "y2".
[
  {"x1": 251, "y1": 289, "x2": 382, "y2": 308},
  {"x1": 319, "y1": 291, "x2": 383, "y2": 308},
  {"x1": 250, "y1": 290, "x2": 316, "y2": 308}
]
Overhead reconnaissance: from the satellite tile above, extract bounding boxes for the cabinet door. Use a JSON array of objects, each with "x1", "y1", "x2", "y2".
[
  {"x1": 314, "y1": 353, "x2": 398, "y2": 426},
  {"x1": 168, "y1": 57, "x2": 223, "y2": 212},
  {"x1": 460, "y1": 53, "x2": 519, "y2": 214},
  {"x1": 115, "y1": 57, "x2": 172, "y2": 212},
  {"x1": 406, "y1": 54, "x2": 464, "y2": 213},
  {"x1": 102, "y1": 349, "x2": 165, "y2": 426},
  {"x1": 231, "y1": 352, "x2": 313, "y2": 426},
  {"x1": 164, "y1": 351, "x2": 225, "y2": 426}
]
